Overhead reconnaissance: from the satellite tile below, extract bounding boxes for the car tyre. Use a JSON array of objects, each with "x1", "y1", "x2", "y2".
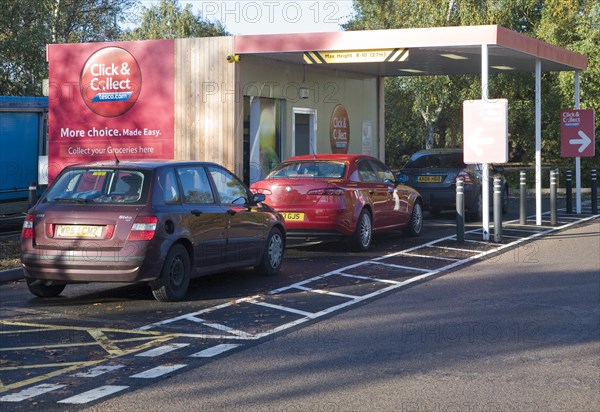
[
  {"x1": 404, "y1": 201, "x2": 423, "y2": 237},
  {"x1": 350, "y1": 209, "x2": 372, "y2": 252},
  {"x1": 151, "y1": 243, "x2": 190, "y2": 302},
  {"x1": 26, "y1": 279, "x2": 66, "y2": 298},
  {"x1": 255, "y1": 227, "x2": 284, "y2": 275}
]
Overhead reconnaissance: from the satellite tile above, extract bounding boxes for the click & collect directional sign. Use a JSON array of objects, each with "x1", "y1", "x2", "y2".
[
  {"x1": 560, "y1": 109, "x2": 595, "y2": 158},
  {"x1": 463, "y1": 99, "x2": 508, "y2": 164}
]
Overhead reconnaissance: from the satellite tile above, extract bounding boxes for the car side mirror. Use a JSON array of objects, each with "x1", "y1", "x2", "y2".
[{"x1": 252, "y1": 193, "x2": 266, "y2": 204}]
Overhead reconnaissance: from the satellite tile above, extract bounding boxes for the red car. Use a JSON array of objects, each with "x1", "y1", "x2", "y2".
[
  {"x1": 250, "y1": 154, "x2": 422, "y2": 251},
  {"x1": 21, "y1": 161, "x2": 286, "y2": 302}
]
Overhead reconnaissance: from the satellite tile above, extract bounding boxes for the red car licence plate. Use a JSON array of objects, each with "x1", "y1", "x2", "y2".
[{"x1": 281, "y1": 212, "x2": 305, "y2": 221}]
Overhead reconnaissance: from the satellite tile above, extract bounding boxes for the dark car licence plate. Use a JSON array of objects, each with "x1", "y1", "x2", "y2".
[{"x1": 417, "y1": 176, "x2": 443, "y2": 183}]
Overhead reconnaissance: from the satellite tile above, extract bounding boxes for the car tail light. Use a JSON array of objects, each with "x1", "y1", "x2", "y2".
[
  {"x1": 455, "y1": 171, "x2": 472, "y2": 184},
  {"x1": 127, "y1": 216, "x2": 158, "y2": 241},
  {"x1": 307, "y1": 188, "x2": 345, "y2": 196},
  {"x1": 105, "y1": 224, "x2": 116, "y2": 239},
  {"x1": 22, "y1": 213, "x2": 34, "y2": 239}
]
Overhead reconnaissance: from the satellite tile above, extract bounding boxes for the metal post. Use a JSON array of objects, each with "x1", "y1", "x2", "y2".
[
  {"x1": 493, "y1": 177, "x2": 502, "y2": 243},
  {"x1": 456, "y1": 178, "x2": 465, "y2": 242},
  {"x1": 535, "y1": 59, "x2": 542, "y2": 225},
  {"x1": 592, "y1": 169, "x2": 598, "y2": 214},
  {"x1": 28, "y1": 182, "x2": 38, "y2": 208},
  {"x1": 481, "y1": 44, "x2": 490, "y2": 241},
  {"x1": 520, "y1": 171, "x2": 527, "y2": 225},
  {"x1": 566, "y1": 170, "x2": 573, "y2": 214},
  {"x1": 550, "y1": 170, "x2": 557, "y2": 225}
]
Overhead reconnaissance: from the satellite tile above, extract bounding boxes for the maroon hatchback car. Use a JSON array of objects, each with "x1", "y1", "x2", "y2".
[
  {"x1": 250, "y1": 154, "x2": 423, "y2": 251},
  {"x1": 21, "y1": 161, "x2": 285, "y2": 302}
]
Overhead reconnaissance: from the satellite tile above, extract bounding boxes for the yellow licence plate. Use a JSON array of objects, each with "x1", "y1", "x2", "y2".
[
  {"x1": 55, "y1": 225, "x2": 103, "y2": 238},
  {"x1": 281, "y1": 212, "x2": 305, "y2": 221},
  {"x1": 417, "y1": 175, "x2": 443, "y2": 183}
]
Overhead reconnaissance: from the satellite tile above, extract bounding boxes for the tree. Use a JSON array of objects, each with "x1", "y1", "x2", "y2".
[
  {"x1": 344, "y1": 1, "x2": 482, "y2": 157},
  {"x1": 0, "y1": 0, "x2": 137, "y2": 96},
  {"x1": 345, "y1": 0, "x2": 599, "y2": 167},
  {"x1": 122, "y1": 0, "x2": 228, "y2": 40}
]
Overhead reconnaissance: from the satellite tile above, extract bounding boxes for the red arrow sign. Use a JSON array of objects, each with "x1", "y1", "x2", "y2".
[{"x1": 561, "y1": 109, "x2": 595, "y2": 157}]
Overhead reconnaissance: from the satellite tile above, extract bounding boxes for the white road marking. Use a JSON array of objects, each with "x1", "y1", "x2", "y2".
[
  {"x1": 129, "y1": 364, "x2": 187, "y2": 379},
  {"x1": 367, "y1": 260, "x2": 432, "y2": 272},
  {"x1": 138, "y1": 297, "x2": 258, "y2": 331},
  {"x1": 429, "y1": 245, "x2": 482, "y2": 254},
  {"x1": 202, "y1": 322, "x2": 254, "y2": 338},
  {"x1": 294, "y1": 285, "x2": 359, "y2": 299},
  {"x1": 0, "y1": 384, "x2": 66, "y2": 402},
  {"x1": 247, "y1": 299, "x2": 318, "y2": 318},
  {"x1": 135, "y1": 343, "x2": 190, "y2": 357},
  {"x1": 57, "y1": 385, "x2": 128, "y2": 404},
  {"x1": 72, "y1": 365, "x2": 125, "y2": 377},
  {"x1": 189, "y1": 344, "x2": 241, "y2": 358},
  {"x1": 137, "y1": 214, "x2": 599, "y2": 344},
  {"x1": 400, "y1": 252, "x2": 459, "y2": 261},
  {"x1": 339, "y1": 272, "x2": 401, "y2": 284}
]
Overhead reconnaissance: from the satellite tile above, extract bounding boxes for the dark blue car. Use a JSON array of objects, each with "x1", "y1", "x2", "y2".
[{"x1": 397, "y1": 148, "x2": 508, "y2": 220}]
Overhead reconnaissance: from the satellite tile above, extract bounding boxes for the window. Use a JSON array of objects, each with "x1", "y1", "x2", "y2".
[
  {"x1": 208, "y1": 166, "x2": 247, "y2": 204},
  {"x1": 162, "y1": 169, "x2": 181, "y2": 204},
  {"x1": 267, "y1": 161, "x2": 346, "y2": 179},
  {"x1": 177, "y1": 167, "x2": 214, "y2": 204},
  {"x1": 44, "y1": 169, "x2": 147, "y2": 204},
  {"x1": 357, "y1": 160, "x2": 380, "y2": 183},
  {"x1": 370, "y1": 160, "x2": 396, "y2": 183}
]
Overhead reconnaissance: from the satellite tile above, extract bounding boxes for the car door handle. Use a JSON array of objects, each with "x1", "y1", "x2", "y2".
[
  {"x1": 191, "y1": 209, "x2": 203, "y2": 216},
  {"x1": 226, "y1": 209, "x2": 237, "y2": 216}
]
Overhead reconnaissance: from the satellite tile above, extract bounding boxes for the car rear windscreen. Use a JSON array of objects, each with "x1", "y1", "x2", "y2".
[
  {"x1": 44, "y1": 169, "x2": 149, "y2": 204},
  {"x1": 405, "y1": 153, "x2": 465, "y2": 169},
  {"x1": 267, "y1": 161, "x2": 346, "y2": 179}
]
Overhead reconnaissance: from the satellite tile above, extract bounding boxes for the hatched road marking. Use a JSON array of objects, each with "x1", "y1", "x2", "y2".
[{"x1": 0, "y1": 208, "x2": 597, "y2": 406}]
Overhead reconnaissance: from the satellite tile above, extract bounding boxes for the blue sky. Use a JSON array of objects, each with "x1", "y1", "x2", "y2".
[{"x1": 139, "y1": 1, "x2": 354, "y2": 35}]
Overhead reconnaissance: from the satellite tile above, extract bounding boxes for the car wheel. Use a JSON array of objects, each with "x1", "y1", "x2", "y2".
[
  {"x1": 404, "y1": 201, "x2": 423, "y2": 237},
  {"x1": 502, "y1": 186, "x2": 509, "y2": 215},
  {"x1": 255, "y1": 227, "x2": 284, "y2": 275},
  {"x1": 26, "y1": 279, "x2": 66, "y2": 298},
  {"x1": 350, "y1": 209, "x2": 372, "y2": 252},
  {"x1": 467, "y1": 191, "x2": 483, "y2": 222},
  {"x1": 151, "y1": 243, "x2": 191, "y2": 302}
]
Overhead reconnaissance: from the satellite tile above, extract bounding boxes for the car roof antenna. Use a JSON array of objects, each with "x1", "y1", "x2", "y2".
[{"x1": 104, "y1": 134, "x2": 120, "y2": 165}]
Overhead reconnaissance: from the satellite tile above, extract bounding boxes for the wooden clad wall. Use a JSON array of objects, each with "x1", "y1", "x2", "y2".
[{"x1": 174, "y1": 37, "x2": 241, "y2": 174}]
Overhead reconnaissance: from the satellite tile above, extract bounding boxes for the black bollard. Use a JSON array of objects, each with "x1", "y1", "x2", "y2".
[
  {"x1": 566, "y1": 170, "x2": 572, "y2": 214},
  {"x1": 592, "y1": 169, "x2": 598, "y2": 214},
  {"x1": 456, "y1": 178, "x2": 465, "y2": 242},
  {"x1": 519, "y1": 171, "x2": 527, "y2": 225},
  {"x1": 550, "y1": 170, "x2": 557, "y2": 225},
  {"x1": 28, "y1": 182, "x2": 38, "y2": 208}
]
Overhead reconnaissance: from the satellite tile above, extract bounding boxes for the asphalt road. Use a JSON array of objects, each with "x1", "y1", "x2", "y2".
[
  {"x1": 0, "y1": 198, "x2": 598, "y2": 411},
  {"x1": 88, "y1": 219, "x2": 600, "y2": 412}
]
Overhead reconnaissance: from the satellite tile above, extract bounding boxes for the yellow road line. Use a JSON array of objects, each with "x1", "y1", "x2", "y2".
[
  {"x1": 0, "y1": 320, "x2": 181, "y2": 394},
  {"x1": 0, "y1": 336, "x2": 169, "y2": 352},
  {"x1": 0, "y1": 320, "x2": 167, "y2": 335}
]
